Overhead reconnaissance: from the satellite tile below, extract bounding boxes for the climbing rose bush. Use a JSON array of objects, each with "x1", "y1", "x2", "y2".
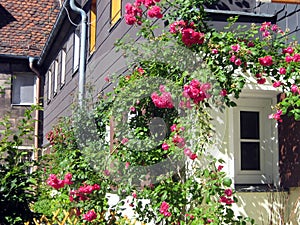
[{"x1": 36, "y1": 0, "x2": 300, "y2": 224}]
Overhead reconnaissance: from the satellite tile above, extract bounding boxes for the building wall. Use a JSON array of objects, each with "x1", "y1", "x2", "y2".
[
  {"x1": 0, "y1": 62, "x2": 34, "y2": 146},
  {"x1": 233, "y1": 188, "x2": 300, "y2": 225}
]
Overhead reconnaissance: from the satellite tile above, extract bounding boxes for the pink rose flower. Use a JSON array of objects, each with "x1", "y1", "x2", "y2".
[
  {"x1": 258, "y1": 55, "x2": 273, "y2": 66},
  {"x1": 229, "y1": 55, "x2": 236, "y2": 63},
  {"x1": 83, "y1": 210, "x2": 97, "y2": 222},
  {"x1": 64, "y1": 172, "x2": 73, "y2": 185},
  {"x1": 291, "y1": 84, "x2": 299, "y2": 94},
  {"x1": 285, "y1": 55, "x2": 293, "y2": 63},
  {"x1": 220, "y1": 89, "x2": 227, "y2": 97},
  {"x1": 269, "y1": 110, "x2": 283, "y2": 122},
  {"x1": 189, "y1": 153, "x2": 197, "y2": 160},
  {"x1": 184, "y1": 148, "x2": 192, "y2": 156},
  {"x1": 121, "y1": 138, "x2": 129, "y2": 144},
  {"x1": 159, "y1": 201, "x2": 171, "y2": 217},
  {"x1": 147, "y1": 5, "x2": 163, "y2": 19},
  {"x1": 211, "y1": 48, "x2": 218, "y2": 54},
  {"x1": 273, "y1": 81, "x2": 281, "y2": 88},
  {"x1": 257, "y1": 78, "x2": 266, "y2": 84},
  {"x1": 293, "y1": 53, "x2": 300, "y2": 62},
  {"x1": 170, "y1": 124, "x2": 177, "y2": 132},
  {"x1": 234, "y1": 58, "x2": 242, "y2": 66},
  {"x1": 283, "y1": 46, "x2": 294, "y2": 54},
  {"x1": 279, "y1": 67, "x2": 286, "y2": 75},
  {"x1": 224, "y1": 188, "x2": 233, "y2": 197},
  {"x1": 231, "y1": 44, "x2": 240, "y2": 52},
  {"x1": 217, "y1": 165, "x2": 224, "y2": 171},
  {"x1": 162, "y1": 142, "x2": 170, "y2": 150}
]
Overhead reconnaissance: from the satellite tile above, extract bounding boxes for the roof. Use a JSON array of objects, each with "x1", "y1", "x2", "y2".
[{"x1": 0, "y1": 0, "x2": 60, "y2": 57}]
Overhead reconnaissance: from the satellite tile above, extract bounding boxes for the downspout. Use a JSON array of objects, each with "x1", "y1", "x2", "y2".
[
  {"x1": 29, "y1": 57, "x2": 41, "y2": 160},
  {"x1": 70, "y1": 0, "x2": 87, "y2": 107}
]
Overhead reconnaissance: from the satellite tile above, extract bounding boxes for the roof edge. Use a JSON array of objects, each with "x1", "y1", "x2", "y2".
[
  {"x1": 0, "y1": 54, "x2": 29, "y2": 60},
  {"x1": 38, "y1": 0, "x2": 70, "y2": 66}
]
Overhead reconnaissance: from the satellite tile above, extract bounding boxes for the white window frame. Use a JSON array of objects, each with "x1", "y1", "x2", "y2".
[
  {"x1": 54, "y1": 60, "x2": 59, "y2": 95},
  {"x1": 11, "y1": 73, "x2": 36, "y2": 105},
  {"x1": 73, "y1": 30, "x2": 80, "y2": 73},
  {"x1": 61, "y1": 48, "x2": 66, "y2": 86},
  {"x1": 47, "y1": 69, "x2": 52, "y2": 102},
  {"x1": 228, "y1": 88, "x2": 279, "y2": 185}
]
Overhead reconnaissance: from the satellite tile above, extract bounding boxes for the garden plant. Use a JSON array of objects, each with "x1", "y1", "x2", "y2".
[{"x1": 2, "y1": 0, "x2": 300, "y2": 224}]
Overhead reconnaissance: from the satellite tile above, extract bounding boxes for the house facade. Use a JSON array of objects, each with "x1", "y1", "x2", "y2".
[
  {"x1": 0, "y1": 1, "x2": 60, "y2": 157},
  {"x1": 36, "y1": 0, "x2": 300, "y2": 223}
]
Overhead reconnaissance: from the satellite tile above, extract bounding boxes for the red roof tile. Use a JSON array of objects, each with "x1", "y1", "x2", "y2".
[{"x1": 0, "y1": 0, "x2": 60, "y2": 56}]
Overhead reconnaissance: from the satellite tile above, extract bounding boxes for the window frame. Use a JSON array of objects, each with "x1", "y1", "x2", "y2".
[
  {"x1": 11, "y1": 73, "x2": 36, "y2": 106},
  {"x1": 111, "y1": 0, "x2": 122, "y2": 26},
  {"x1": 60, "y1": 48, "x2": 66, "y2": 87},
  {"x1": 53, "y1": 59, "x2": 59, "y2": 95},
  {"x1": 47, "y1": 69, "x2": 52, "y2": 103},
  {"x1": 228, "y1": 93, "x2": 279, "y2": 185},
  {"x1": 73, "y1": 30, "x2": 80, "y2": 73},
  {"x1": 89, "y1": 0, "x2": 97, "y2": 54}
]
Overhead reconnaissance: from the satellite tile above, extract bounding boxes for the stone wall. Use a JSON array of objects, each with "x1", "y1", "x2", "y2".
[{"x1": 0, "y1": 72, "x2": 33, "y2": 146}]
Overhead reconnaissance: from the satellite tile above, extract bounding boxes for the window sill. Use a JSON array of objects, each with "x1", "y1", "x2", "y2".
[
  {"x1": 60, "y1": 82, "x2": 65, "y2": 90},
  {"x1": 109, "y1": 18, "x2": 122, "y2": 32},
  {"x1": 72, "y1": 68, "x2": 79, "y2": 77},
  {"x1": 235, "y1": 184, "x2": 288, "y2": 192},
  {"x1": 87, "y1": 51, "x2": 95, "y2": 62},
  {"x1": 11, "y1": 103, "x2": 34, "y2": 107}
]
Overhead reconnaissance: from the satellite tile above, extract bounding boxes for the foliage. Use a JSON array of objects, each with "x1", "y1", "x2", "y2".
[
  {"x1": 33, "y1": 117, "x2": 113, "y2": 224},
  {"x1": 0, "y1": 106, "x2": 40, "y2": 225},
  {"x1": 35, "y1": 0, "x2": 300, "y2": 224}
]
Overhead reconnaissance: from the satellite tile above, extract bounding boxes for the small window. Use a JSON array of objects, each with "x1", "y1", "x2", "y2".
[
  {"x1": 233, "y1": 97, "x2": 276, "y2": 184},
  {"x1": 12, "y1": 73, "x2": 35, "y2": 105},
  {"x1": 61, "y1": 49, "x2": 66, "y2": 86},
  {"x1": 240, "y1": 111, "x2": 260, "y2": 171},
  {"x1": 54, "y1": 60, "x2": 59, "y2": 95},
  {"x1": 47, "y1": 70, "x2": 52, "y2": 102},
  {"x1": 111, "y1": 0, "x2": 121, "y2": 26},
  {"x1": 73, "y1": 30, "x2": 80, "y2": 73},
  {"x1": 90, "y1": 0, "x2": 97, "y2": 53}
]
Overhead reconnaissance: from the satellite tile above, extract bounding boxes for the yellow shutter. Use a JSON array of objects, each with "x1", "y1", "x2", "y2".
[
  {"x1": 90, "y1": 0, "x2": 97, "y2": 53},
  {"x1": 111, "y1": 0, "x2": 121, "y2": 26}
]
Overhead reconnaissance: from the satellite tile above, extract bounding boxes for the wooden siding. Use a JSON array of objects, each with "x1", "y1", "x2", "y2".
[{"x1": 255, "y1": 2, "x2": 300, "y2": 40}]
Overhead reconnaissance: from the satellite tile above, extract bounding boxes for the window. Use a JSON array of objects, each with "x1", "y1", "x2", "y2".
[
  {"x1": 90, "y1": 0, "x2": 97, "y2": 53},
  {"x1": 12, "y1": 73, "x2": 35, "y2": 105},
  {"x1": 231, "y1": 97, "x2": 278, "y2": 184},
  {"x1": 47, "y1": 70, "x2": 52, "y2": 102},
  {"x1": 61, "y1": 48, "x2": 66, "y2": 86},
  {"x1": 54, "y1": 60, "x2": 59, "y2": 95},
  {"x1": 111, "y1": 0, "x2": 121, "y2": 26},
  {"x1": 73, "y1": 30, "x2": 80, "y2": 72}
]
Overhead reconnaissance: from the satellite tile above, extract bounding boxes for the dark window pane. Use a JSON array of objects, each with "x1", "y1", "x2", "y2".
[
  {"x1": 241, "y1": 142, "x2": 260, "y2": 170},
  {"x1": 240, "y1": 111, "x2": 259, "y2": 139},
  {"x1": 12, "y1": 74, "x2": 35, "y2": 104}
]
